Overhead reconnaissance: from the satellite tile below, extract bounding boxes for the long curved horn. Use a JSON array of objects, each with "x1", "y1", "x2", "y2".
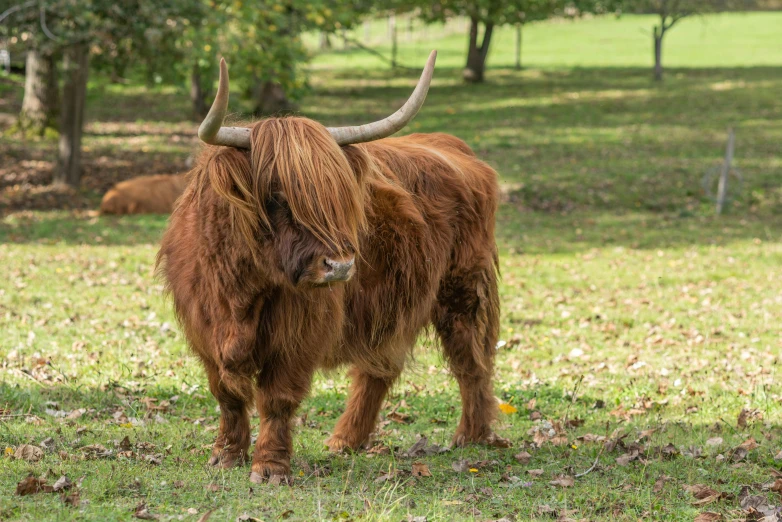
[
  {"x1": 197, "y1": 50, "x2": 436, "y2": 149},
  {"x1": 327, "y1": 50, "x2": 437, "y2": 145},
  {"x1": 197, "y1": 58, "x2": 251, "y2": 148}
]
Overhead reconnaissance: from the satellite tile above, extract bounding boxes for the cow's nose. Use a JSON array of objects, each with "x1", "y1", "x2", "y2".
[{"x1": 322, "y1": 256, "x2": 355, "y2": 282}]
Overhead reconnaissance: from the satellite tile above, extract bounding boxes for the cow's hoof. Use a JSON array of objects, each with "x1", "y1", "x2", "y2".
[
  {"x1": 208, "y1": 448, "x2": 246, "y2": 468},
  {"x1": 250, "y1": 460, "x2": 291, "y2": 485},
  {"x1": 325, "y1": 434, "x2": 364, "y2": 453},
  {"x1": 452, "y1": 430, "x2": 511, "y2": 449}
]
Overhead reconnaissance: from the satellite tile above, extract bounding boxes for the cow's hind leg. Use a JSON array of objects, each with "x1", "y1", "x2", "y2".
[
  {"x1": 326, "y1": 367, "x2": 398, "y2": 452},
  {"x1": 205, "y1": 362, "x2": 252, "y2": 468},
  {"x1": 434, "y1": 266, "x2": 510, "y2": 448}
]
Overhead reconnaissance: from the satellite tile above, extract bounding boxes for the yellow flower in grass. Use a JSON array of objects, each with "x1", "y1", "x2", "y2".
[{"x1": 498, "y1": 403, "x2": 517, "y2": 414}]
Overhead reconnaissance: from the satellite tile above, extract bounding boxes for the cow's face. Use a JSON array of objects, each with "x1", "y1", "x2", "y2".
[
  {"x1": 204, "y1": 118, "x2": 366, "y2": 289},
  {"x1": 264, "y1": 192, "x2": 357, "y2": 287}
]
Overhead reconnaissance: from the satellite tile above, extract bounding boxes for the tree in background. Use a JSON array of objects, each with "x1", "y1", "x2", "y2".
[
  {"x1": 616, "y1": 0, "x2": 734, "y2": 81},
  {"x1": 1, "y1": 0, "x2": 200, "y2": 185},
  {"x1": 419, "y1": 0, "x2": 603, "y2": 83},
  {"x1": 18, "y1": 46, "x2": 59, "y2": 135},
  {"x1": 1, "y1": 1, "x2": 60, "y2": 136},
  {"x1": 173, "y1": 1, "x2": 373, "y2": 117}
]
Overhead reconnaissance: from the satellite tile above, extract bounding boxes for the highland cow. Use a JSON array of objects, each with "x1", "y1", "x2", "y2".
[
  {"x1": 157, "y1": 51, "x2": 509, "y2": 484},
  {"x1": 100, "y1": 173, "x2": 189, "y2": 215}
]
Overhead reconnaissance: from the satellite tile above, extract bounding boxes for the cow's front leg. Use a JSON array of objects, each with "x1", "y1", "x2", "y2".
[
  {"x1": 204, "y1": 362, "x2": 251, "y2": 468},
  {"x1": 251, "y1": 363, "x2": 314, "y2": 484}
]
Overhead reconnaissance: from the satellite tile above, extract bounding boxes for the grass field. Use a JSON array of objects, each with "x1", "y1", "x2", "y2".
[{"x1": 1, "y1": 13, "x2": 782, "y2": 522}]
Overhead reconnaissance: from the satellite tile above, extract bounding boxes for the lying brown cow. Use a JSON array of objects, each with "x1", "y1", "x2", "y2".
[
  {"x1": 99, "y1": 173, "x2": 189, "y2": 215},
  {"x1": 158, "y1": 51, "x2": 508, "y2": 484}
]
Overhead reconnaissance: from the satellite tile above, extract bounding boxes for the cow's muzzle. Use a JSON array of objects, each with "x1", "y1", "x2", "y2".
[{"x1": 317, "y1": 255, "x2": 356, "y2": 284}]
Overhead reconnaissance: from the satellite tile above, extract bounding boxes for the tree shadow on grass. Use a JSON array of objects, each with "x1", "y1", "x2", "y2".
[{"x1": 0, "y1": 211, "x2": 169, "y2": 246}]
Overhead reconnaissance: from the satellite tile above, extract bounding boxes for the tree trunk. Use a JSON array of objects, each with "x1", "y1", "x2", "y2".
[
  {"x1": 19, "y1": 49, "x2": 59, "y2": 136},
  {"x1": 464, "y1": 17, "x2": 494, "y2": 83},
  {"x1": 515, "y1": 24, "x2": 523, "y2": 71},
  {"x1": 653, "y1": 26, "x2": 664, "y2": 82},
  {"x1": 55, "y1": 44, "x2": 89, "y2": 187},
  {"x1": 319, "y1": 31, "x2": 331, "y2": 50},
  {"x1": 253, "y1": 80, "x2": 294, "y2": 116},
  {"x1": 190, "y1": 62, "x2": 208, "y2": 120},
  {"x1": 390, "y1": 15, "x2": 398, "y2": 68}
]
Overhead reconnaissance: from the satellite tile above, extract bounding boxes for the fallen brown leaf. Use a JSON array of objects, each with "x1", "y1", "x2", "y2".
[
  {"x1": 412, "y1": 462, "x2": 432, "y2": 477},
  {"x1": 16, "y1": 476, "x2": 52, "y2": 495},
  {"x1": 63, "y1": 491, "x2": 80, "y2": 507},
  {"x1": 731, "y1": 447, "x2": 749, "y2": 462},
  {"x1": 737, "y1": 409, "x2": 762, "y2": 429},
  {"x1": 693, "y1": 512, "x2": 722, "y2": 522},
  {"x1": 514, "y1": 451, "x2": 532, "y2": 464},
  {"x1": 52, "y1": 475, "x2": 72, "y2": 492},
  {"x1": 196, "y1": 509, "x2": 215, "y2": 522},
  {"x1": 550, "y1": 475, "x2": 574, "y2": 488},
  {"x1": 653, "y1": 474, "x2": 670, "y2": 493},
  {"x1": 684, "y1": 484, "x2": 720, "y2": 500},
  {"x1": 14, "y1": 444, "x2": 44, "y2": 462},
  {"x1": 616, "y1": 452, "x2": 639, "y2": 466},
  {"x1": 739, "y1": 437, "x2": 759, "y2": 451},
  {"x1": 133, "y1": 503, "x2": 159, "y2": 520},
  {"x1": 528, "y1": 469, "x2": 544, "y2": 477},
  {"x1": 637, "y1": 428, "x2": 656, "y2": 441},
  {"x1": 451, "y1": 459, "x2": 470, "y2": 473},
  {"x1": 119, "y1": 436, "x2": 132, "y2": 451}
]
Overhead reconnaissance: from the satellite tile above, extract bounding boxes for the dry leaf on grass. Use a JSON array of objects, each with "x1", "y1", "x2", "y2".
[
  {"x1": 401, "y1": 436, "x2": 447, "y2": 457},
  {"x1": 528, "y1": 469, "x2": 544, "y2": 477},
  {"x1": 684, "y1": 484, "x2": 728, "y2": 507},
  {"x1": 452, "y1": 459, "x2": 470, "y2": 473},
  {"x1": 653, "y1": 474, "x2": 670, "y2": 493},
  {"x1": 731, "y1": 447, "x2": 749, "y2": 463},
  {"x1": 693, "y1": 512, "x2": 722, "y2": 522},
  {"x1": 412, "y1": 462, "x2": 432, "y2": 477},
  {"x1": 63, "y1": 491, "x2": 80, "y2": 507},
  {"x1": 616, "y1": 451, "x2": 640, "y2": 466},
  {"x1": 684, "y1": 484, "x2": 720, "y2": 499},
  {"x1": 740, "y1": 438, "x2": 759, "y2": 451},
  {"x1": 550, "y1": 475, "x2": 574, "y2": 488},
  {"x1": 14, "y1": 444, "x2": 44, "y2": 462},
  {"x1": 706, "y1": 437, "x2": 723, "y2": 447},
  {"x1": 133, "y1": 503, "x2": 159, "y2": 520},
  {"x1": 52, "y1": 475, "x2": 73, "y2": 492},
  {"x1": 737, "y1": 409, "x2": 762, "y2": 429},
  {"x1": 637, "y1": 428, "x2": 656, "y2": 441},
  {"x1": 514, "y1": 451, "x2": 532, "y2": 464},
  {"x1": 16, "y1": 476, "x2": 52, "y2": 495}
]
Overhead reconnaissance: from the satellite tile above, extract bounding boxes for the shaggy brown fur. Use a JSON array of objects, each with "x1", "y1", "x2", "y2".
[
  {"x1": 158, "y1": 117, "x2": 507, "y2": 482},
  {"x1": 100, "y1": 173, "x2": 189, "y2": 215}
]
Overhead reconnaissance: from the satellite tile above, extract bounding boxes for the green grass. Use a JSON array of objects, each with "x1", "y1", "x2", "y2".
[{"x1": 1, "y1": 12, "x2": 782, "y2": 522}]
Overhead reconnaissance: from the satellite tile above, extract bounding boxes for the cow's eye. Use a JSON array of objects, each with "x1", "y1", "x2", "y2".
[{"x1": 266, "y1": 196, "x2": 293, "y2": 224}]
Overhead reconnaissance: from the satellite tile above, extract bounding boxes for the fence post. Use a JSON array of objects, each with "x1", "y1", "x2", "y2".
[{"x1": 716, "y1": 128, "x2": 735, "y2": 215}]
